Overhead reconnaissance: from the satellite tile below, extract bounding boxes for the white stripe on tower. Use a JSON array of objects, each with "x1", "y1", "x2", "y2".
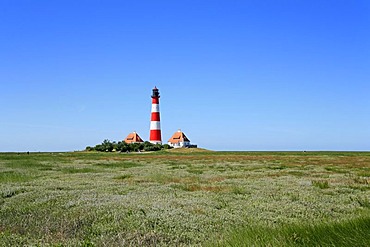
[
  {"x1": 149, "y1": 86, "x2": 162, "y2": 144},
  {"x1": 150, "y1": 121, "x2": 161, "y2": 130},
  {"x1": 151, "y1": 104, "x2": 159, "y2": 113}
]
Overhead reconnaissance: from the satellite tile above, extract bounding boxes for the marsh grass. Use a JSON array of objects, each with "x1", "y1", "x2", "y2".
[
  {"x1": 1, "y1": 187, "x2": 26, "y2": 198},
  {"x1": 4, "y1": 159, "x2": 53, "y2": 170},
  {"x1": 268, "y1": 165, "x2": 288, "y2": 170},
  {"x1": 287, "y1": 170, "x2": 306, "y2": 177},
  {"x1": 114, "y1": 174, "x2": 132, "y2": 180},
  {"x1": 357, "y1": 169, "x2": 370, "y2": 177},
  {"x1": 312, "y1": 180, "x2": 330, "y2": 189},
  {"x1": 355, "y1": 197, "x2": 370, "y2": 208},
  {"x1": 353, "y1": 176, "x2": 369, "y2": 185},
  {"x1": 0, "y1": 171, "x2": 34, "y2": 183},
  {"x1": 61, "y1": 167, "x2": 99, "y2": 174},
  {"x1": 349, "y1": 185, "x2": 370, "y2": 191},
  {"x1": 324, "y1": 166, "x2": 348, "y2": 174},
  {"x1": 0, "y1": 151, "x2": 369, "y2": 246},
  {"x1": 213, "y1": 214, "x2": 370, "y2": 247},
  {"x1": 231, "y1": 186, "x2": 249, "y2": 195},
  {"x1": 93, "y1": 161, "x2": 142, "y2": 169},
  {"x1": 186, "y1": 168, "x2": 204, "y2": 174},
  {"x1": 172, "y1": 183, "x2": 227, "y2": 192}
]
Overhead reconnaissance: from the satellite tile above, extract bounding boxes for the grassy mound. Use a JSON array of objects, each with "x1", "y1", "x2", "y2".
[{"x1": 165, "y1": 147, "x2": 212, "y2": 153}]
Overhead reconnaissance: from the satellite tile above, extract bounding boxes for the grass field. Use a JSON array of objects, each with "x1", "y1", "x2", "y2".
[{"x1": 0, "y1": 150, "x2": 369, "y2": 246}]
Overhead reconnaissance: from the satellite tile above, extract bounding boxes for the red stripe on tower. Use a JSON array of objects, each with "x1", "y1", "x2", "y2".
[{"x1": 149, "y1": 86, "x2": 162, "y2": 144}]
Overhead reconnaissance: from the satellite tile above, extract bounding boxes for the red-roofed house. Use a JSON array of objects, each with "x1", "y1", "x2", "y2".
[
  {"x1": 124, "y1": 131, "x2": 144, "y2": 144},
  {"x1": 168, "y1": 130, "x2": 192, "y2": 148}
]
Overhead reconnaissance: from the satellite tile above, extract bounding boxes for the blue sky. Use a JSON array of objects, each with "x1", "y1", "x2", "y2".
[{"x1": 1, "y1": 0, "x2": 369, "y2": 151}]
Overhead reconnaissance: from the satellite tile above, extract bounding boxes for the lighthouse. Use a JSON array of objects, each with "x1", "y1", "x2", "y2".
[{"x1": 149, "y1": 86, "x2": 162, "y2": 144}]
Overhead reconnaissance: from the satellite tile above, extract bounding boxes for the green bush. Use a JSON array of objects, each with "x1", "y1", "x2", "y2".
[{"x1": 88, "y1": 140, "x2": 170, "y2": 152}]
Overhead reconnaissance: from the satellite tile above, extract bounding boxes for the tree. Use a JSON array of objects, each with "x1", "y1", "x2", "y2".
[
  {"x1": 101, "y1": 139, "x2": 114, "y2": 152},
  {"x1": 94, "y1": 144, "x2": 105, "y2": 152},
  {"x1": 130, "y1": 142, "x2": 143, "y2": 152},
  {"x1": 117, "y1": 141, "x2": 130, "y2": 152},
  {"x1": 143, "y1": 141, "x2": 154, "y2": 151}
]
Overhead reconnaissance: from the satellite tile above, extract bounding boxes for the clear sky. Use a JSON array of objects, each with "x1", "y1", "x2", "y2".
[{"x1": 1, "y1": 0, "x2": 369, "y2": 151}]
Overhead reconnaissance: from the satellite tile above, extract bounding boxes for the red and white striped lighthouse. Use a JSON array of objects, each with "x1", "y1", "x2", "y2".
[{"x1": 149, "y1": 86, "x2": 162, "y2": 144}]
